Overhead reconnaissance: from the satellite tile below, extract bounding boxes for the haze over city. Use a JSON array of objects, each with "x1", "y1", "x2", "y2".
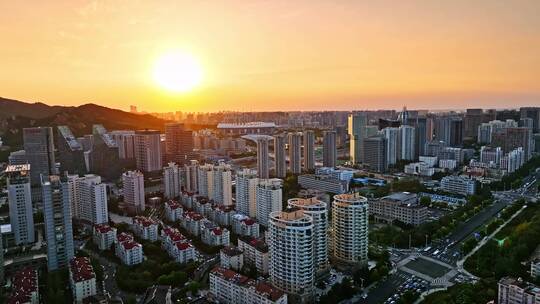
[{"x1": 1, "y1": 1, "x2": 540, "y2": 112}]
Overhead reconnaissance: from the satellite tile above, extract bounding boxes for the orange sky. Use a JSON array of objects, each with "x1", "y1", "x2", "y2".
[{"x1": 1, "y1": 1, "x2": 540, "y2": 112}]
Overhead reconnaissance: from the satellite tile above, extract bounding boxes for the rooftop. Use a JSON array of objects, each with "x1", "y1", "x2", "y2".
[
  {"x1": 221, "y1": 246, "x2": 243, "y2": 257},
  {"x1": 69, "y1": 257, "x2": 96, "y2": 283}
]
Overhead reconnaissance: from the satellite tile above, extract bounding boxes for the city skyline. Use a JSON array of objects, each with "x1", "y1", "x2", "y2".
[{"x1": 2, "y1": 1, "x2": 540, "y2": 112}]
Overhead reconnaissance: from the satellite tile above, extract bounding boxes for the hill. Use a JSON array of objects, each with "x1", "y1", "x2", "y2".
[{"x1": 0, "y1": 97, "x2": 169, "y2": 160}]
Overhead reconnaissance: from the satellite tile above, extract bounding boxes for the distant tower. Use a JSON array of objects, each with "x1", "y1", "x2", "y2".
[
  {"x1": 288, "y1": 132, "x2": 302, "y2": 174},
  {"x1": 23, "y1": 127, "x2": 56, "y2": 185},
  {"x1": 273, "y1": 134, "x2": 287, "y2": 178},
  {"x1": 256, "y1": 137, "x2": 270, "y2": 179},
  {"x1": 347, "y1": 113, "x2": 367, "y2": 163},
  {"x1": 322, "y1": 131, "x2": 337, "y2": 168},
  {"x1": 303, "y1": 130, "x2": 315, "y2": 171},
  {"x1": 165, "y1": 123, "x2": 193, "y2": 166},
  {"x1": 134, "y1": 130, "x2": 162, "y2": 172},
  {"x1": 130, "y1": 105, "x2": 137, "y2": 113}
]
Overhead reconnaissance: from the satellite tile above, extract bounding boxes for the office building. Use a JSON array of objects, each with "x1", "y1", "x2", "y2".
[
  {"x1": 257, "y1": 137, "x2": 271, "y2": 179},
  {"x1": 165, "y1": 123, "x2": 193, "y2": 165},
  {"x1": 69, "y1": 257, "x2": 97, "y2": 304},
  {"x1": 57, "y1": 126, "x2": 86, "y2": 175},
  {"x1": 288, "y1": 197, "x2": 328, "y2": 272},
  {"x1": 6, "y1": 164, "x2": 35, "y2": 245},
  {"x1": 478, "y1": 123, "x2": 493, "y2": 144},
  {"x1": 23, "y1": 127, "x2": 56, "y2": 185},
  {"x1": 440, "y1": 176, "x2": 476, "y2": 196},
  {"x1": 256, "y1": 179, "x2": 283, "y2": 227},
  {"x1": 332, "y1": 193, "x2": 369, "y2": 264},
  {"x1": 163, "y1": 162, "x2": 182, "y2": 199},
  {"x1": 8, "y1": 150, "x2": 27, "y2": 166},
  {"x1": 273, "y1": 134, "x2": 287, "y2": 178},
  {"x1": 303, "y1": 130, "x2": 315, "y2": 171},
  {"x1": 109, "y1": 130, "x2": 136, "y2": 160},
  {"x1": 288, "y1": 132, "x2": 302, "y2": 174},
  {"x1": 122, "y1": 170, "x2": 145, "y2": 212},
  {"x1": 449, "y1": 118, "x2": 463, "y2": 146},
  {"x1": 88, "y1": 125, "x2": 121, "y2": 180},
  {"x1": 197, "y1": 162, "x2": 233, "y2": 205},
  {"x1": 297, "y1": 174, "x2": 349, "y2": 194},
  {"x1": 363, "y1": 136, "x2": 387, "y2": 173},
  {"x1": 464, "y1": 109, "x2": 483, "y2": 139},
  {"x1": 235, "y1": 169, "x2": 259, "y2": 217},
  {"x1": 209, "y1": 267, "x2": 287, "y2": 304},
  {"x1": 348, "y1": 113, "x2": 368, "y2": 163},
  {"x1": 42, "y1": 175, "x2": 74, "y2": 270},
  {"x1": 400, "y1": 125, "x2": 416, "y2": 161},
  {"x1": 134, "y1": 130, "x2": 162, "y2": 172},
  {"x1": 404, "y1": 162, "x2": 435, "y2": 177},
  {"x1": 383, "y1": 127, "x2": 399, "y2": 166},
  {"x1": 322, "y1": 130, "x2": 337, "y2": 168},
  {"x1": 315, "y1": 167, "x2": 354, "y2": 181},
  {"x1": 269, "y1": 209, "x2": 314, "y2": 301},
  {"x1": 498, "y1": 277, "x2": 540, "y2": 304},
  {"x1": 369, "y1": 192, "x2": 428, "y2": 226}
]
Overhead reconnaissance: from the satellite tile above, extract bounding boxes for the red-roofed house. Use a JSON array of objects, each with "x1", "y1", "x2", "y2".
[
  {"x1": 202, "y1": 225, "x2": 230, "y2": 247},
  {"x1": 133, "y1": 216, "x2": 158, "y2": 241},
  {"x1": 92, "y1": 224, "x2": 117, "y2": 250},
  {"x1": 8, "y1": 268, "x2": 39, "y2": 304},
  {"x1": 180, "y1": 211, "x2": 204, "y2": 236},
  {"x1": 69, "y1": 257, "x2": 97, "y2": 303},
  {"x1": 164, "y1": 200, "x2": 183, "y2": 222},
  {"x1": 238, "y1": 236, "x2": 269, "y2": 275},
  {"x1": 115, "y1": 232, "x2": 143, "y2": 266},
  {"x1": 160, "y1": 226, "x2": 197, "y2": 264},
  {"x1": 232, "y1": 214, "x2": 260, "y2": 238},
  {"x1": 209, "y1": 267, "x2": 287, "y2": 304}
]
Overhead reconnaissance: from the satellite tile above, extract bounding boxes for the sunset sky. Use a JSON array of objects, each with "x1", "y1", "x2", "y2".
[{"x1": 1, "y1": 1, "x2": 540, "y2": 112}]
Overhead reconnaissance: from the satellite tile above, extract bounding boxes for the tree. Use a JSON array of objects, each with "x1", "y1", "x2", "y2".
[{"x1": 419, "y1": 196, "x2": 431, "y2": 206}]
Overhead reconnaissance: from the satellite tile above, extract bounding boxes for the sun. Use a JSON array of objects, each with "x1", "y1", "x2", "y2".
[{"x1": 153, "y1": 52, "x2": 203, "y2": 92}]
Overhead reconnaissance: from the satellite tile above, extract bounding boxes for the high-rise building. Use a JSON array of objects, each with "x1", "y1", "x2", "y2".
[
  {"x1": 69, "y1": 174, "x2": 108, "y2": 225},
  {"x1": 464, "y1": 109, "x2": 483, "y2": 139},
  {"x1": 110, "y1": 130, "x2": 136, "y2": 160},
  {"x1": 134, "y1": 130, "x2": 162, "y2": 172},
  {"x1": 363, "y1": 136, "x2": 387, "y2": 173},
  {"x1": 256, "y1": 137, "x2": 270, "y2": 179},
  {"x1": 273, "y1": 134, "x2": 287, "y2": 178},
  {"x1": 269, "y1": 208, "x2": 314, "y2": 301},
  {"x1": 303, "y1": 130, "x2": 315, "y2": 171},
  {"x1": 498, "y1": 277, "x2": 540, "y2": 304},
  {"x1": 197, "y1": 162, "x2": 232, "y2": 205},
  {"x1": 322, "y1": 130, "x2": 337, "y2": 168},
  {"x1": 383, "y1": 127, "x2": 399, "y2": 166},
  {"x1": 256, "y1": 179, "x2": 283, "y2": 226},
  {"x1": 6, "y1": 164, "x2": 35, "y2": 245},
  {"x1": 348, "y1": 113, "x2": 367, "y2": 163},
  {"x1": 8, "y1": 150, "x2": 27, "y2": 165},
  {"x1": 519, "y1": 117, "x2": 534, "y2": 130},
  {"x1": 288, "y1": 197, "x2": 328, "y2": 272},
  {"x1": 520, "y1": 107, "x2": 540, "y2": 133},
  {"x1": 163, "y1": 162, "x2": 182, "y2": 199},
  {"x1": 122, "y1": 171, "x2": 145, "y2": 212},
  {"x1": 332, "y1": 193, "x2": 369, "y2": 264},
  {"x1": 184, "y1": 160, "x2": 199, "y2": 192},
  {"x1": 42, "y1": 175, "x2": 74, "y2": 270},
  {"x1": 400, "y1": 125, "x2": 416, "y2": 161},
  {"x1": 288, "y1": 132, "x2": 302, "y2": 174},
  {"x1": 57, "y1": 126, "x2": 86, "y2": 175},
  {"x1": 449, "y1": 118, "x2": 464, "y2": 147},
  {"x1": 235, "y1": 169, "x2": 259, "y2": 218},
  {"x1": 165, "y1": 123, "x2": 193, "y2": 166},
  {"x1": 23, "y1": 127, "x2": 56, "y2": 185},
  {"x1": 491, "y1": 127, "x2": 533, "y2": 160},
  {"x1": 477, "y1": 123, "x2": 493, "y2": 144},
  {"x1": 480, "y1": 146, "x2": 503, "y2": 166}
]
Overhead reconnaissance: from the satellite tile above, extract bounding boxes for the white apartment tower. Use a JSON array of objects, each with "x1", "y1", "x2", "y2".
[
  {"x1": 288, "y1": 132, "x2": 302, "y2": 174},
  {"x1": 122, "y1": 170, "x2": 145, "y2": 212},
  {"x1": 71, "y1": 174, "x2": 108, "y2": 225},
  {"x1": 197, "y1": 162, "x2": 232, "y2": 205},
  {"x1": 383, "y1": 127, "x2": 400, "y2": 166},
  {"x1": 6, "y1": 164, "x2": 35, "y2": 245},
  {"x1": 256, "y1": 179, "x2": 283, "y2": 226},
  {"x1": 400, "y1": 125, "x2": 416, "y2": 161},
  {"x1": 303, "y1": 130, "x2": 315, "y2": 171},
  {"x1": 163, "y1": 162, "x2": 181, "y2": 199},
  {"x1": 235, "y1": 169, "x2": 259, "y2": 217},
  {"x1": 134, "y1": 130, "x2": 162, "y2": 172},
  {"x1": 269, "y1": 209, "x2": 315, "y2": 301},
  {"x1": 332, "y1": 193, "x2": 369, "y2": 264},
  {"x1": 288, "y1": 197, "x2": 328, "y2": 272}
]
